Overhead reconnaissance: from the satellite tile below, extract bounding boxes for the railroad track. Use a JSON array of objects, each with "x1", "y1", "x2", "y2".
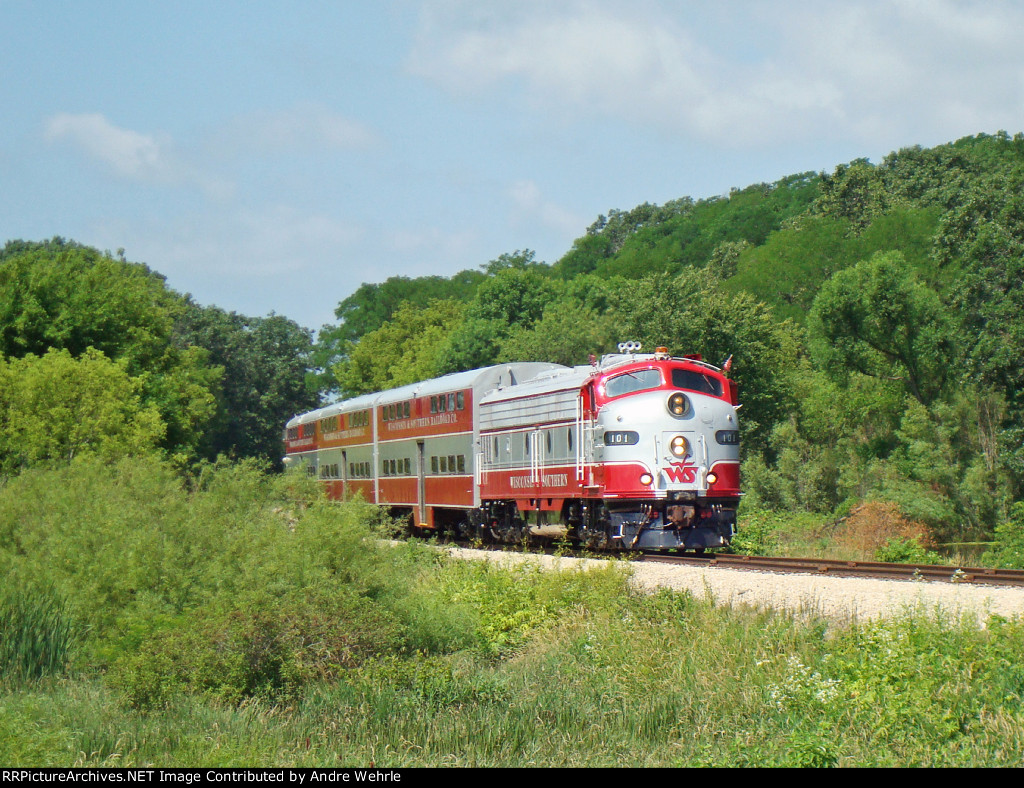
[
  {"x1": 639, "y1": 552, "x2": 1024, "y2": 588},
  {"x1": 434, "y1": 535, "x2": 1024, "y2": 589}
]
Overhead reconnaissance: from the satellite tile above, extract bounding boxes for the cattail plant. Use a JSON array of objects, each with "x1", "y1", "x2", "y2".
[{"x1": 0, "y1": 583, "x2": 75, "y2": 684}]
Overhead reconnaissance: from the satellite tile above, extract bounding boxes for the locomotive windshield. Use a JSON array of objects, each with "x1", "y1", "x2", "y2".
[
  {"x1": 605, "y1": 368, "x2": 662, "y2": 398},
  {"x1": 671, "y1": 367, "x2": 723, "y2": 397}
]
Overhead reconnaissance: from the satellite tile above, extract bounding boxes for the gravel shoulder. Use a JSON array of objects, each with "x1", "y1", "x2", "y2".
[{"x1": 446, "y1": 546, "x2": 1024, "y2": 625}]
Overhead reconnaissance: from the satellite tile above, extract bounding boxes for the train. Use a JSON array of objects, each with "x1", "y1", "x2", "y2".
[{"x1": 283, "y1": 343, "x2": 740, "y2": 551}]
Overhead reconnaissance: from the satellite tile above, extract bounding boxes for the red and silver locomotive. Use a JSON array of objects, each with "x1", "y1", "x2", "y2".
[{"x1": 284, "y1": 343, "x2": 740, "y2": 551}]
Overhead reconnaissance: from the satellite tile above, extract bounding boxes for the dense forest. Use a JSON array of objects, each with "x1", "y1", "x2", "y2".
[{"x1": 4, "y1": 131, "x2": 1024, "y2": 553}]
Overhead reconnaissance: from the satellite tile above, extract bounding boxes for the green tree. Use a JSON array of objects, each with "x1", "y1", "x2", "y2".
[
  {"x1": 608, "y1": 269, "x2": 800, "y2": 455},
  {"x1": 0, "y1": 240, "x2": 226, "y2": 464},
  {"x1": 314, "y1": 269, "x2": 486, "y2": 392},
  {"x1": 0, "y1": 348, "x2": 164, "y2": 472},
  {"x1": 0, "y1": 239, "x2": 178, "y2": 372},
  {"x1": 984, "y1": 501, "x2": 1024, "y2": 568},
  {"x1": 706, "y1": 239, "x2": 750, "y2": 280},
  {"x1": 814, "y1": 158, "x2": 892, "y2": 230},
  {"x1": 887, "y1": 390, "x2": 1012, "y2": 535},
  {"x1": 465, "y1": 267, "x2": 558, "y2": 327},
  {"x1": 807, "y1": 251, "x2": 955, "y2": 406},
  {"x1": 174, "y1": 304, "x2": 320, "y2": 467},
  {"x1": 497, "y1": 303, "x2": 616, "y2": 367},
  {"x1": 436, "y1": 269, "x2": 560, "y2": 373},
  {"x1": 139, "y1": 344, "x2": 221, "y2": 464},
  {"x1": 724, "y1": 208, "x2": 941, "y2": 324},
  {"x1": 333, "y1": 300, "x2": 466, "y2": 395},
  {"x1": 478, "y1": 249, "x2": 547, "y2": 275},
  {"x1": 557, "y1": 176, "x2": 817, "y2": 282}
]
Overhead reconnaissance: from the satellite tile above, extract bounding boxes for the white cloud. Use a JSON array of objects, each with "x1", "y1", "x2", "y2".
[
  {"x1": 508, "y1": 179, "x2": 584, "y2": 238},
  {"x1": 45, "y1": 112, "x2": 233, "y2": 197},
  {"x1": 408, "y1": 0, "x2": 1024, "y2": 149},
  {"x1": 409, "y1": 2, "x2": 711, "y2": 117},
  {"x1": 45, "y1": 113, "x2": 171, "y2": 180},
  {"x1": 227, "y1": 103, "x2": 381, "y2": 153}
]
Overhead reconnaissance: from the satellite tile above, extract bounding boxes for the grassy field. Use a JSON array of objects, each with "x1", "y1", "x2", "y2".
[{"x1": 2, "y1": 457, "x2": 1024, "y2": 767}]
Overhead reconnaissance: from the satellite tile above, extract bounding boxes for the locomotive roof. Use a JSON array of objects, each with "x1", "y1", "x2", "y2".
[
  {"x1": 478, "y1": 353, "x2": 727, "y2": 406},
  {"x1": 373, "y1": 362, "x2": 564, "y2": 404},
  {"x1": 479, "y1": 365, "x2": 594, "y2": 405}
]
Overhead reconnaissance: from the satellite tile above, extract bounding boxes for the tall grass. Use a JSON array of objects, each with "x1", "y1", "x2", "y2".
[
  {"x1": 0, "y1": 581, "x2": 75, "y2": 685},
  {"x1": 8, "y1": 593, "x2": 1023, "y2": 767}
]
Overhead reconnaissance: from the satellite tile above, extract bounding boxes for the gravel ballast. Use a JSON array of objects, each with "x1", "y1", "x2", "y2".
[{"x1": 448, "y1": 546, "x2": 1024, "y2": 624}]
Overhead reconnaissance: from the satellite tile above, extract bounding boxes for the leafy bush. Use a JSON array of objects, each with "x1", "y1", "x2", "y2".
[
  {"x1": 875, "y1": 536, "x2": 942, "y2": 565},
  {"x1": 983, "y1": 501, "x2": 1024, "y2": 568},
  {"x1": 110, "y1": 590, "x2": 406, "y2": 708},
  {"x1": 422, "y1": 558, "x2": 629, "y2": 659},
  {"x1": 730, "y1": 508, "x2": 783, "y2": 555},
  {"x1": 0, "y1": 454, "x2": 457, "y2": 705}
]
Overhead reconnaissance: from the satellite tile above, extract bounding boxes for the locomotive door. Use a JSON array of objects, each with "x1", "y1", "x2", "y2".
[
  {"x1": 416, "y1": 440, "x2": 426, "y2": 526},
  {"x1": 576, "y1": 385, "x2": 596, "y2": 488}
]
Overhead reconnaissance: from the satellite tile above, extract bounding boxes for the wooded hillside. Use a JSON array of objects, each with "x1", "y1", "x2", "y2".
[{"x1": 317, "y1": 131, "x2": 1024, "y2": 543}]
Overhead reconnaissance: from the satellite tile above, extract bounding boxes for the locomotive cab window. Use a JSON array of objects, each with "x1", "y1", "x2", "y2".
[
  {"x1": 605, "y1": 368, "x2": 662, "y2": 398},
  {"x1": 671, "y1": 368, "x2": 723, "y2": 397}
]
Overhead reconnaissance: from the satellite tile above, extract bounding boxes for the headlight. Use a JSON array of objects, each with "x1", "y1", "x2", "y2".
[
  {"x1": 667, "y1": 392, "x2": 690, "y2": 417},
  {"x1": 670, "y1": 435, "x2": 689, "y2": 457}
]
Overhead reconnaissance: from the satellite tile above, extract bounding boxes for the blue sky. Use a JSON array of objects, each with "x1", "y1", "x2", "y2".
[{"x1": 3, "y1": 1, "x2": 1024, "y2": 332}]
